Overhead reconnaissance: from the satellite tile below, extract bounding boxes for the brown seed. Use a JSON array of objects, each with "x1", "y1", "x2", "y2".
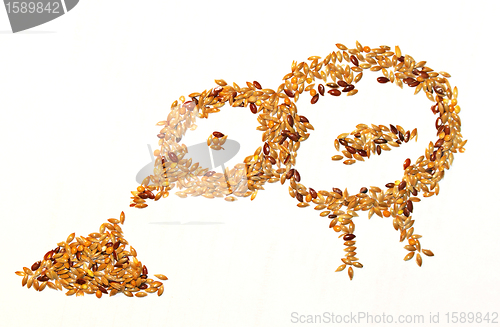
[
  {"x1": 357, "y1": 149, "x2": 367, "y2": 157},
  {"x1": 359, "y1": 187, "x2": 368, "y2": 194},
  {"x1": 403, "y1": 158, "x2": 411, "y2": 170},
  {"x1": 318, "y1": 84, "x2": 325, "y2": 96},
  {"x1": 288, "y1": 132, "x2": 300, "y2": 142},
  {"x1": 377, "y1": 77, "x2": 390, "y2": 83},
  {"x1": 31, "y1": 261, "x2": 41, "y2": 271},
  {"x1": 346, "y1": 146, "x2": 356, "y2": 154},
  {"x1": 406, "y1": 200, "x2": 413, "y2": 213},
  {"x1": 249, "y1": 103, "x2": 258, "y2": 114},
  {"x1": 309, "y1": 188, "x2": 317, "y2": 199},
  {"x1": 212, "y1": 131, "x2": 224, "y2": 138},
  {"x1": 168, "y1": 152, "x2": 178, "y2": 163},
  {"x1": 37, "y1": 275, "x2": 50, "y2": 282},
  {"x1": 398, "y1": 180, "x2": 407, "y2": 191},
  {"x1": 376, "y1": 145, "x2": 381, "y2": 155},
  {"x1": 267, "y1": 156, "x2": 276, "y2": 165},
  {"x1": 385, "y1": 183, "x2": 395, "y2": 188},
  {"x1": 43, "y1": 250, "x2": 54, "y2": 261},
  {"x1": 398, "y1": 131, "x2": 405, "y2": 142},
  {"x1": 311, "y1": 94, "x2": 319, "y2": 104},
  {"x1": 342, "y1": 85, "x2": 354, "y2": 92},
  {"x1": 294, "y1": 170, "x2": 301, "y2": 182},
  {"x1": 390, "y1": 124, "x2": 398, "y2": 135},
  {"x1": 419, "y1": 71, "x2": 429, "y2": 79},
  {"x1": 263, "y1": 142, "x2": 270, "y2": 155},
  {"x1": 338, "y1": 80, "x2": 348, "y2": 87},
  {"x1": 299, "y1": 115, "x2": 309, "y2": 123},
  {"x1": 350, "y1": 55, "x2": 359, "y2": 67},
  {"x1": 253, "y1": 81, "x2": 262, "y2": 89},
  {"x1": 286, "y1": 115, "x2": 294, "y2": 128},
  {"x1": 328, "y1": 89, "x2": 341, "y2": 96},
  {"x1": 404, "y1": 131, "x2": 410, "y2": 142},
  {"x1": 284, "y1": 89, "x2": 294, "y2": 98},
  {"x1": 296, "y1": 193, "x2": 303, "y2": 202},
  {"x1": 343, "y1": 234, "x2": 356, "y2": 241},
  {"x1": 183, "y1": 100, "x2": 196, "y2": 111}
]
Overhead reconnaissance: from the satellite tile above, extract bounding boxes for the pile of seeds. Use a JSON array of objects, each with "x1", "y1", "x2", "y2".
[
  {"x1": 130, "y1": 42, "x2": 466, "y2": 279},
  {"x1": 16, "y1": 212, "x2": 167, "y2": 297}
]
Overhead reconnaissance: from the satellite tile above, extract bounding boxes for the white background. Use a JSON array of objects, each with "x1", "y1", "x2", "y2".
[{"x1": 1, "y1": 1, "x2": 499, "y2": 326}]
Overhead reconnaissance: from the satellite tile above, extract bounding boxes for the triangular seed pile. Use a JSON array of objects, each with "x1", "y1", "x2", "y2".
[{"x1": 15, "y1": 211, "x2": 168, "y2": 298}]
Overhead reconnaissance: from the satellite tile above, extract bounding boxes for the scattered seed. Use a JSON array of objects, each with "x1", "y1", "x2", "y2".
[
  {"x1": 422, "y1": 249, "x2": 434, "y2": 257},
  {"x1": 404, "y1": 252, "x2": 415, "y2": 261},
  {"x1": 311, "y1": 94, "x2": 319, "y2": 104},
  {"x1": 416, "y1": 253, "x2": 422, "y2": 267},
  {"x1": 377, "y1": 77, "x2": 390, "y2": 83}
]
